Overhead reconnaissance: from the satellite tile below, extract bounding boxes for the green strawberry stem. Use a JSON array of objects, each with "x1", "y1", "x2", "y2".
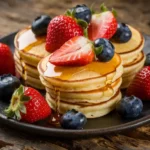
[
  {"x1": 100, "y1": 3, "x2": 117, "y2": 17},
  {"x1": 94, "y1": 45, "x2": 103, "y2": 56},
  {"x1": 100, "y1": 3, "x2": 108, "y2": 12},
  {"x1": 4, "y1": 85, "x2": 30, "y2": 120}
]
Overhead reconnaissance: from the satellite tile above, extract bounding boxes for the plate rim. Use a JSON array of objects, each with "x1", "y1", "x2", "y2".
[{"x1": 0, "y1": 32, "x2": 150, "y2": 138}]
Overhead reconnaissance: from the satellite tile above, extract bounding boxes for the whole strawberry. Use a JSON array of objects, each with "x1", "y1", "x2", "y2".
[
  {"x1": 88, "y1": 4, "x2": 117, "y2": 41},
  {"x1": 0, "y1": 43, "x2": 15, "y2": 75},
  {"x1": 46, "y1": 15, "x2": 84, "y2": 52},
  {"x1": 127, "y1": 66, "x2": 150, "y2": 100},
  {"x1": 5, "y1": 85, "x2": 51, "y2": 123}
]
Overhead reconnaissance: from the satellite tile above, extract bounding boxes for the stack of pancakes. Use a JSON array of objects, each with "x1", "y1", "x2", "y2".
[
  {"x1": 38, "y1": 54, "x2": 123, "y2": 118},
  {"x1": 14, "y1": 27, "x2": 50, "y2": 89},
  {"x1": 112, "y1": 25, "x2": 145, "y2": 89}
]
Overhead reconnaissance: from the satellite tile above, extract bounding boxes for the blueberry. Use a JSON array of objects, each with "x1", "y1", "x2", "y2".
[
  {"x1": 60, "y1": 109, "x2": 87, "y2": 129},
  {"x1": 145, "y1": 53, "x2": 150, "y2": 66},
  {"x1": 0, "y1": 74, "x2": 20, "y2": 102},
  {"x1": 112, "y1": 23, "x2": 132, "y2": 43},
  {"x1": 72, "y1": 4, "x2": 91, "y2": 24},
  {"x1": 94, "y1": 38, "x2": 115, "y2": 62},
  {"x1": 116, "y1": 96, "x2": 143, "y2": 119},
  {"x1": 31, "y1": 15, "x2": 51, "y2": 36}
]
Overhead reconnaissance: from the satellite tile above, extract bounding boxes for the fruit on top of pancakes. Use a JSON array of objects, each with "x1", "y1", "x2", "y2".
[
  {"x1": 145, "y1": 53, "x2": 150, "y2": 66},
  {"x1": 116, "y1": 96, "x2": 143, "y2": 119},
  {"x1": 5, "y1": 85, "x2": 51, "y2": 123},
  {"x1": 49, "y1": 36, "x2": 115, "y2": 66},
  {"x1": 60, "y1": 109, "x2": 87, "y2": 129},
  {"x1": 49, "y1": 36, "x2": 94, "y2": 66},
  {"x1": 111, "y1": 23, "x2": 132, "y2": 43},
  {"x1": 0, "y1": 43, "x2": 15, "y2": 75},
  {"x1": 0, "y1": 74, "x2": 20, "y2": 102},
  {"x1": 94, "y1": 38, "x2": 114, "y2": 62},
  {"x1": 127, "y1": 66, "x2": 150, "y2": 100},
  {"x1": 31, "y1": 15, "x2": 51, "y2": 36},
  {"x1": 69, "y1": 4, "x2": 92, "y2": 24},
  {"x1": 45, "y1": 15, "x2": 85, "y2": 52},
  {"x1": 88, "y1": 3, "x2": 117, "y2": 41}
]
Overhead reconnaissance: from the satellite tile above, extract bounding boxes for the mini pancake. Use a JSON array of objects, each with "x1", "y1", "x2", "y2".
[
  {"x1": 46, "y1": 90, "x2": 121, "y2": 118},
  {"x1": 44, "y1": 77, "x2": 122, "y2": 104},
  {"x1": 38, "y1": 53, "x2": 123, "y2": 92},
  {"x1": 14, "y1": 27, "x2": 49, "y2": 67}
]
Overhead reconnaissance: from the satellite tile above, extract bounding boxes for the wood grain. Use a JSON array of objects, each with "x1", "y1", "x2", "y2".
[{"x1": 0, "y1": 0, "x2": 150, "y2": 150}]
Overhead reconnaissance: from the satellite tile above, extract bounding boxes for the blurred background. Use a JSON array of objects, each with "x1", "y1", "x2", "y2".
[{"x1": 0, "y1": 0, "x2": 150, "y2": 36}]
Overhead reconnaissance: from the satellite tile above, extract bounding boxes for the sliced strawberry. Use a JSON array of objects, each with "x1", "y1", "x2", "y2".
[
  {"x1": 49, "y1": 36, "x2": 95, "y2": 66},
  {"x1": 127, "y1": 66, "x2": 150, "y2": 100},
  {"x1": 88, "y1": 11, "x2": 117, "y2": 41}
]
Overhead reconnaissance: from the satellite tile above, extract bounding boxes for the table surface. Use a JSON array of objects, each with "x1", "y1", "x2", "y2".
[{"x1": 0, "y1": 0, "x2": 150, "y2": 150}]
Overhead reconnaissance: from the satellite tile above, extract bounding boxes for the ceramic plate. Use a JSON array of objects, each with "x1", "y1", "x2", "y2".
[{"x1": 0, "y1": 33, "x2": 150, "y2": 138}]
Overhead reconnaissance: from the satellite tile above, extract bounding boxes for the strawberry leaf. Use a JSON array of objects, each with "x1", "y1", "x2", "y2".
[
  {"x1": 20, "y1": 94, "x2": 30, "y2": 102},
  {"x1": 15, "y1": 110, "x2": 21, "y2": 120},
  {"x1": 77, "y1": 19, "x2": 88, "y2": 29},
  {"x1": 112, "y1": 8, "x2": 117, "y2": 17},
  {"x1": 100, "y1": 3, "x2": 108, "y2": 12},
  {"x1": 20, "y1": 105, "x2": 26, "y2": 114},
  {"x1": 94, "y1": 45, "x2": 103, "y2": 55}
]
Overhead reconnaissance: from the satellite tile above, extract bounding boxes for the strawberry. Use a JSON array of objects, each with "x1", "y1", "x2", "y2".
[
  {"x1": 49, "y1": 36, "x2": 95, "y2": 66},
  {"x1": 5, "y1": 85, "x2": 51, "y2": 123},
  {"x1": 88, "y1": 4, "x2": 117, "y2": 41},
  {"x1": 127, "y1": 66, "x2": 150, "y2": 100},
  {"x1": 0, "y1": 43, "x2": 15, "y2": 75},
  {"x1": 46, "y1": 15, "x2": 84, "y2": 52}
]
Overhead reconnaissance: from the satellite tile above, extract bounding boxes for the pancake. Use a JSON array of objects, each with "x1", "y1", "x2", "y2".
[
  {"x1": 14, "y1": 27, "x2": 50, "y2": 89},
  {"x1": 111, "y1": 25, "x2": 145, "y2": 89},
  {"x1": 38, "y1": 54, "x2": 123, "y2": 92},
  {"x1": 38, "y1": 52, "x2": 123, "y2": 118},
  {"x1": 14, "y1": 27, "x2": 49, "y2": 66},
  {"x1": 46, "y1": 90, "x2": 122, "y2": 118}
]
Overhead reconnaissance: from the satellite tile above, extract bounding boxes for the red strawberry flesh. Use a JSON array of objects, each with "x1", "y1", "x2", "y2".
[
  {"x1": 127, "y1": 66, "x2": 150, "y2": 100},
  {"x1": 88, "y1": 11, "x2": 117, "y2": 41},
  {"x1": 49, "y1": 36, "x2": 94, "y2": 66}
]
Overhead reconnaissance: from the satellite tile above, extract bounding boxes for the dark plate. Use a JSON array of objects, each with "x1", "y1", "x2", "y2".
[{"x1": 0, "y1": 33, "x2": 150, "y2": 138}]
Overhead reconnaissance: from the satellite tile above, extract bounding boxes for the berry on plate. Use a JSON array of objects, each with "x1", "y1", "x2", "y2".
[
  {"x1": 94, "y1": 38, "x2": 114, "y2": 62},
  {"x1": 111, "y1": 23, "x2": 132, "y2": 43},
  {"x1": 60, "y1": 109, "x2": 87, "y2": 129},
  {"x1": 70, "y1": 4, "x2": 92, "y2": 24},
  {"x1": 5, "y1": 85, "x2": 51, "y2": 123},
  {"x1": 0, "y1": 43, "x2": 15, "y2": 75},
  {"x1": 127, "y1": 66, "x2": 150, "y2": 100},
  {"x1": 32, "y1": 15, "x2": 51, "y2": 36},
  {"x1": 116, "y1": 96, "x2": 143, "y2": 119},
  {"x1": 88, "y1": 4, "x2": 117, "y2": 41},
  {"x1": 45, "y1": 15, "x2": 84, "y2": 52},
  {"x1": 0, "y1": 74, "x2": 20, "y2": 102},
  {"x1": 49, "y1": 36, "x2": 95, "y2": 66}
]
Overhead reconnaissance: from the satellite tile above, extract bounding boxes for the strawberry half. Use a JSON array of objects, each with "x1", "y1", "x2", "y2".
[
  {"x1": 88, "y1": 4, "x2": 117, "y2": 41},
  {"x1": 49, "y1": 36, "x2": 95, "y2": 66},
  {"x1": 46, "y1": 15, "x2": 84, "y2": 52},
  {"x1": 127, "y1": 66, "x2": 150, "y2": 100},
  {"x1": 5, "y1": 85, "x2": 51, "y2": 123}
]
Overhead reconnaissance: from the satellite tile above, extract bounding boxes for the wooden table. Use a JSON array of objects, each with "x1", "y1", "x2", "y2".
[{"x1": 0, "y1": 0, "x2": 150, "y2": 149}]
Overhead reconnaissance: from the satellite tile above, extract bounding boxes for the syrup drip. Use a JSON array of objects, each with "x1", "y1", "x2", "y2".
[{"x1": 48, "y1": 86, "x2": 61, "y2": 126}]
